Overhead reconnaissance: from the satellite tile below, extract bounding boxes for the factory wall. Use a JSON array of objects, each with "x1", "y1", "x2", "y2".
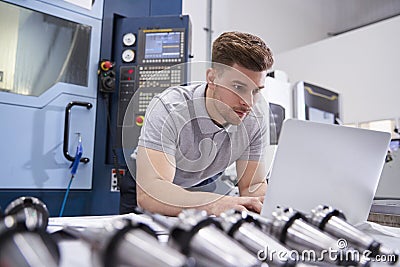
[
  {"x1": 275, "y1": 15, "x2": 400, "y2": 124},
  {"x1": 183, "y1": 0, "x2": 338, "y2": 60},
  {"x1": 183, "y1": 1, "x2": 400, "y2": 125}
]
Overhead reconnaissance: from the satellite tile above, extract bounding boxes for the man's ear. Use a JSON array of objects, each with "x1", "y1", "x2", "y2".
[{"x1": 206, "y1": 68, "x2": 216, "y2": 89}]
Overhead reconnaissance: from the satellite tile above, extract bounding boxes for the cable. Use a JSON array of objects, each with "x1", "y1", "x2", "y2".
[
  {"x1": 59, "y1": 177, "x2": 73, "y2": 217},
  {"x1": 59, "y1": 135, "x2": 83, "y2": 217}
]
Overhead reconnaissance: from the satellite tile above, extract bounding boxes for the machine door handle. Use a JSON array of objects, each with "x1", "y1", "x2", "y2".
[{"x1": 63, "y1": 101, "x2": 92, "y2": 164}]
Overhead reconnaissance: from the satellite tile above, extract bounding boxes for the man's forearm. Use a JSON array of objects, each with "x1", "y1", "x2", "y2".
[
  {"x1": 137, "y1": 178, "x2": 230, "y2": 216},
  {"x1": 239, "y1": 181, "x2": 267, "y2": 198}
]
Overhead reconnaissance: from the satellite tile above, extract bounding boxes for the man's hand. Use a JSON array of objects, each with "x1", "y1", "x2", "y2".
[{"x1": 206, "y1": 195, "x2": 264, "y2": 216}]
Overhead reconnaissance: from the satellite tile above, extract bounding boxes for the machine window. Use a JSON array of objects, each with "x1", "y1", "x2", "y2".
[{"x1": 0, "y1": 1, "x2": 91, "y2": 96}]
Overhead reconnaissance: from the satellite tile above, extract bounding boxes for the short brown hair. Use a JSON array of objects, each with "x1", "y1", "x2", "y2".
[{"x1": 212, "y1": 31, "x2": 274, "y2": 72}]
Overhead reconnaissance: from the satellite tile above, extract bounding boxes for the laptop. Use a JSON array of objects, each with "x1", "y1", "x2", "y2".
[{"x1": 261, "y1": 119, "x2": 391, "y2": 225}]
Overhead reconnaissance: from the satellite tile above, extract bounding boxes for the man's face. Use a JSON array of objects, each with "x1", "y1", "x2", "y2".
[{"x1": 207, "y1": 63, "x2": 266, "y2": 125}]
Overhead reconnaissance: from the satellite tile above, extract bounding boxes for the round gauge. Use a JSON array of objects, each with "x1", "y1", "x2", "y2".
[
  {"x1": 122, "y1": 49, "x2": 135, "y2": 63},
  {"x1": 122, "y1": 33, "x2": 136, "y2": 46}
]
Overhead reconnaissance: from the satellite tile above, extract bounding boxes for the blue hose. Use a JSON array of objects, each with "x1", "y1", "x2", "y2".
[{"x1": 59, "y1": 136, "x2": 83, "y2": 217}]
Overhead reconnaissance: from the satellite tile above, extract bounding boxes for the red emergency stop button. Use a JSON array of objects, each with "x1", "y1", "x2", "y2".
[
  {"x1": 101, "y1": 61, "x2": 113, "y2": 71},
  {"x1": 135, "y1": 115, "x2": 144, "y2": 126}
]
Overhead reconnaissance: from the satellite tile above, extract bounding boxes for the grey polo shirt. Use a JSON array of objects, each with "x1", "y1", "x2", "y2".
[{"x1": 138, "y1": 83, "x2": 268, "y2": 188}]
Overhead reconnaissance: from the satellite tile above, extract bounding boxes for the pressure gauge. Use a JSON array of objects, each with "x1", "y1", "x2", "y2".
[
  {"x1": 122, "y1": 49, "x2": 135, "y2": 63},
  {"x1": 122, "y1": 33, "x2": 136, "y2": 46}
]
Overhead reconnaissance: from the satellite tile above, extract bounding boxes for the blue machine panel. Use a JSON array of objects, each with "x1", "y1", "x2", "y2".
[
  {"x1": 0, "y1": 95, "x2": 96, "y2": 189},
  {"x1": 0, "y1": 0, "x2": 101, "y2": 189},
  {"x1": 0, "y1": 0, "x2": 185, "y2": 216}
]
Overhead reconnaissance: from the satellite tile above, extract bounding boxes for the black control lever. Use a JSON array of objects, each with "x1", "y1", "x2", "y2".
[{"x1": 98, "y1": 60, "x2": 116, "y2": 93}]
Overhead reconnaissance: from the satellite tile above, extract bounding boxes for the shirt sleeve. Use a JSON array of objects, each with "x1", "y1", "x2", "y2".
[{"x1": 239, "y1": 114, "x2": 269, "y2": 161}]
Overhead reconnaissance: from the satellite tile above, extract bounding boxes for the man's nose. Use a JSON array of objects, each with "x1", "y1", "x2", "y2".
[{"x1": 239, "y1": 92, "x2": 253, "y2": 108}]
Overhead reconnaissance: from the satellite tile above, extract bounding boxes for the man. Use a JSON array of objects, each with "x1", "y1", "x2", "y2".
[{"x1": 136, "y1": 31, "x2": 274, "y2": 216}]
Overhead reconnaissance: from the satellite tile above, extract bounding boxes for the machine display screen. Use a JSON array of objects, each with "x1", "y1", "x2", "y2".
[{"x1": 144, "y1": 31, "x2": 181, "y2": 59}]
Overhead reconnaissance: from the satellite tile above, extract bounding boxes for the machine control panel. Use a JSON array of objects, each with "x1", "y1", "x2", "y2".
[{"x1": 112, "y1": 16, "x2": 191, "y2": 149}]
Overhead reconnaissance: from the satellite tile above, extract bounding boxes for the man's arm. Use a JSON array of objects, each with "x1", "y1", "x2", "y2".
[
  {"x1": 236, "y1": 160, "x2": 267, "y2": 198},
  {"x1": 136, "y1": 146, "x2": 263, "y2": 216}
]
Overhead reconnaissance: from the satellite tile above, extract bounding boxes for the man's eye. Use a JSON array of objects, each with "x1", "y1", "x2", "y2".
[
  {"x1": 253, "y1": 88, "x2": 261, "y2": 95},
  {"x1": 233, "y1": 84, "x2": 243, "y2": 90}
]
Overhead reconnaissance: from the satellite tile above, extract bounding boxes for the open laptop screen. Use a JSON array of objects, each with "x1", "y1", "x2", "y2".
[{"x1": 261, "y1": 119, "x2": 391, "y2": 225}]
